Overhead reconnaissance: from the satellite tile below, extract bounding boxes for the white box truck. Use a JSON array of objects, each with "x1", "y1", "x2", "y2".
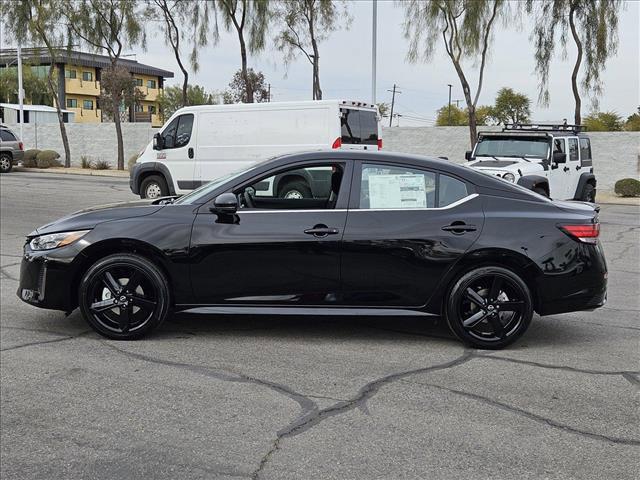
[{"x1": 130, "y1": 100, "x2": 381, "y2": 199}]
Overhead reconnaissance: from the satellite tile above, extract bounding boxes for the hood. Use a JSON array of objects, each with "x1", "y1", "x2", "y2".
[
  {"x1": 32, "y1": 199, "x2": 164, "y2": 236},
  {"x1": 470, "y1": 158, "x2": 520, "y2": 168}
]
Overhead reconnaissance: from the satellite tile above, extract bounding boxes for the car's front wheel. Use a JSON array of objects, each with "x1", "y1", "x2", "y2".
[
  {"x1": 140, "y1": 175, "x2": 168, "y2": 199},
  {"x1": 0, "y1": 153, "x2": 13, "y2": 173},
  {"x1": 79, "y1": 253, "x2": 170, "y2": 340},
  {"x1": 445, "y1": 266, "x2": 533, "y2": 349}
]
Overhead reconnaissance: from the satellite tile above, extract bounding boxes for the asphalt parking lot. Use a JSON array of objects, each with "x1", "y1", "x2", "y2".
[{"x1": 1, "y1": 171, "x2": 638, "y2": 480}]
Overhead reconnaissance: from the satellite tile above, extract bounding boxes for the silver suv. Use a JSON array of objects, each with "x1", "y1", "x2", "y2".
[{"x1": 0, "y1": 125, "x2": 24, "y2": 173}]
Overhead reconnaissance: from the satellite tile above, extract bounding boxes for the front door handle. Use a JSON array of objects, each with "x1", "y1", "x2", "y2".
[
  {"x1": 442, "y1": 222, "x2": 477, "y2": 234},
  {"x1": 304, "y1": 224, "x2": 339, "y2": 237},
  {"x1": 188, "y1": 147, "x2": 194, "y2": 159}
]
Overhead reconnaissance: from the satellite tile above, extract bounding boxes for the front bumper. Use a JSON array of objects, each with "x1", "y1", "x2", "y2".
[{"x1": 17, "y1": 252, "x2": 77, "y2": 312}]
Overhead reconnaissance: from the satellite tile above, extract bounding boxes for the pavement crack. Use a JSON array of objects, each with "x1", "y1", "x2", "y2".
[
  {"x1": 1, "y1": 330, "x2": 91, "y2": 352},
  {"x1": 475, "y1": 353, "x2": 639, "y2": 376},
  {"x1": 405, "y1": 380, "x2": 640, "y2": 446}
]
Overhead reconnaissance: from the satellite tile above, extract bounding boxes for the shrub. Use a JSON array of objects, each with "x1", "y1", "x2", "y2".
[
  {"x1": 614, "y1": 178, "x2": 640, "y2": 197},
  {"x1": 35, "y1": 150, "x2": 62, "y2": 168},
  {"x1": 127, "y1": 154, "x2": 139, "y2": 170},
  {"x1": 80, "y1": 155, "x2": 93, "y2": 169},
  {"x1": 92, "y1": 159, "x2": 111, "y2": 170},
  {"x1": 22, "y1": 149, "x2": 41, "y2": 167}
]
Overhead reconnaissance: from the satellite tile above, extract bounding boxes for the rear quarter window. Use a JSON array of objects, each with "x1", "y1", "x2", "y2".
[{"x1": 0, "y1": 130, "x2": 17, "y2": 141}]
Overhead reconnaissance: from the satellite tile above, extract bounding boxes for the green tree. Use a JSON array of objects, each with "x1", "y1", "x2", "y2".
[
  {"x1": 491, "y1": 87, "x2": 531, "y2": 125},
  {"x1": 274, "y1": 0, "x2": 350, "y2": 100},
  {"x1": 376, "y1": 102, "x2": 390, "y2": 118},
  {"x1": 225, "y1": 68, "x2": 270, "y2": 103},
  {"x1": 100, "y1": 65, "x2": 144, "y2": 122},
  {"x1": 403, "y1": 0, "x2": 505, "y2": 146},
  {"x1": 526, "y1": 0, "x2": 623, "y2": 125},
  {"x1": 583, "y1": 111, "x2": 624, "y2": 131},
  {"x1": 158, "y1": 84, "x2": 217, "y2": 120},
  {"x1": 65, "y1": 0, "x2": 146, "y2": 170},
  {"x1": 217, "y1": 0, "x2": 271, "y2": 103},
  {"x1": 475, "y1": 105, "x2": 494, "y2": 126},
  {"x1": 0, "y1": 65, "x2": 51, "y2": 105},
  {"x1": 2, "y1": 0, "x2": 72, "y2": 166},
  {"x1": 436, "y1": 104, "x2": 468, "y2": 126}
]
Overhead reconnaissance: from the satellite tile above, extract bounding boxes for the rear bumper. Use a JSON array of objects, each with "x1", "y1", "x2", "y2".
[{"x1": 535, "y1": 242, "x2": 607, "y2": 316}]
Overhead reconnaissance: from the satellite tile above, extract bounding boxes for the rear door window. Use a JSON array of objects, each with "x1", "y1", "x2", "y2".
[
  {"x1": 568, "y1": 138, "x2": 579, "y2": 161},
  {"x1": 340, "y1": 109, "x2": 378, "y2": 145}
]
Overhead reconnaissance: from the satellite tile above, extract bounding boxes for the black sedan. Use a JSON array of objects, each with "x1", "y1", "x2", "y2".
[{"x1": 17, "y1": 151, "x2": 607, "y2": 349}]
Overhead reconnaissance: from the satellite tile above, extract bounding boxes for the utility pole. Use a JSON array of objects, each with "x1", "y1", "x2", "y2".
[
  {"x1": 17, "y1": 45, "x2": 24, "y2": 142},
  {"x1": 447, "y1": 83, "x2": 452, "y2": 126},
  {"x1": 454, "y1": 99, "x2": 461, "y2": 108},
  {"x1": 387, "y1": 84, "x2": 401, "y2": 127},
  {"x1": 371, "y1": 0, "x2": 377, "y2": 104}
]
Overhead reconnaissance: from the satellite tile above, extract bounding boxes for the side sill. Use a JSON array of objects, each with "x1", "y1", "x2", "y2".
[{"x1": 175, "y1": 306, "x2": 437, "y2": 317}]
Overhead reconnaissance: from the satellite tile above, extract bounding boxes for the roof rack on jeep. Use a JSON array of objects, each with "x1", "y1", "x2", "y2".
[{"x1": 503, "y1": 123, "x2": 585, "y2": 133}]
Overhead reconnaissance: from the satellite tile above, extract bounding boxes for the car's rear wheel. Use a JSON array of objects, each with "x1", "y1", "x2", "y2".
[
  {"x1": 580, "y1": 183, "x2": 596, "y2": 203},
  {"x1": 445, "y1": 266, "x2": 533, "y2": 349},
  {"x1": 279, "y1": 180, "x2": 312, "y2": 199},
  {"x1": 79, "y1": 254, "x2": 170, "y2": 340},
  {"x1": 140, "y1": 174, "x2": 168, "y2": 199},
  {"x1": 0, "y1": 154, "x2": 12, "y2": 173},
  {"x1": 533, "y1": 186, "x2": 548, "y2": 197}
]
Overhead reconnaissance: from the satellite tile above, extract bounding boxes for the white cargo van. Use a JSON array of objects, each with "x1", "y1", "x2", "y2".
[{"x1": 130, "y1": 100, "x2": 381, "y2": 199}]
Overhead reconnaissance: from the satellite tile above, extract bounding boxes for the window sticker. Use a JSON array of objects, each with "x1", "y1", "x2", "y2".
[{"x1": 368, "y1": 174, "x2": 427, "y2": 209}]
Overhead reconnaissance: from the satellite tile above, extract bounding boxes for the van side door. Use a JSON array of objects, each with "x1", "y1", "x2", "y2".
[{"x1": 156, "y1": 113, "x2": 197, "y2": 193}]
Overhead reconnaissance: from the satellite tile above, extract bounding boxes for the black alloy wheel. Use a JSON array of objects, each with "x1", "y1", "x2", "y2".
[
  {"x1": 581, "y1": 183, "x2": 596, "y2": 203},
  {"x1": 79, "y1": 254, "x2": 170, "y2": 339},
  {"x1": 445, "y1": 266, "x2": 533, "y2": 349}
]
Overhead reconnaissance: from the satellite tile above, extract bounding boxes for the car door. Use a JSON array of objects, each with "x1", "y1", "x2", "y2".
[
  {"x1": 156, "y1": 113, "x2": 197, "y2": 191},
  {"x1": 548, "y1": 137, "x2": 572, "y2": 199},
  {"x1": 189, "y1": 160, "x2": 353, "y2": 305},
  {"x1": 340, "y1": 161, "x2": 484, "y2": 307},
  {"x1": 565, "y1": 136, "x2": 582, "y2": 199}
]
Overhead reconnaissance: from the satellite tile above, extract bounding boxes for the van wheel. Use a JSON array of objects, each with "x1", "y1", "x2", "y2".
[
  {"x1": 279, "y1": 180, "x2": 312, "y2": 199},
  {"x1": 140, "y1": 175, "x2": 168, "y2": 199},
  {"x1": 580, "y1": 183, "x2": 596, "y2": 203},
  {"x1": 0, "y1": 154, "x2": 12, "y2": 173}
]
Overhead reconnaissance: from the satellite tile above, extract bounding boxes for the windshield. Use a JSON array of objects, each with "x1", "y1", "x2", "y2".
[
  {"x1": 174, "y1": 164, "x2": 261, "y2": 205},
  {"x1": 474, "y1": 137, "x2": 550, "y2": 159}
]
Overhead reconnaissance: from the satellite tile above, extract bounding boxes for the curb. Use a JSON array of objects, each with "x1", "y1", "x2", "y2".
[{"x1": 13, "y1": 166, "x2": 129, "y2": 178}]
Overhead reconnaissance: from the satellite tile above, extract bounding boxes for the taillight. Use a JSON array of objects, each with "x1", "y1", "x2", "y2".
[
  {"x1": 18, "y1": 142, "x2": 24, "y2": 151},
  {"x1": 377, "y1": 138, "x2": 383, "y2": 150},
  {"x1": 331, "y1": 137, "x2": 342, "y2": 149},
  {"x1": 559, "y1": 224, "x2": 600, "y2": 244}
]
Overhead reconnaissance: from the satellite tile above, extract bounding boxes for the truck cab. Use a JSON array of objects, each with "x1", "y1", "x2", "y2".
[{"x1": 465, "y1": 124, "x2": 596, "y2": 202}]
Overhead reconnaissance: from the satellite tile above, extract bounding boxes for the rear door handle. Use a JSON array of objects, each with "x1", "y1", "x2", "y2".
[
  {"x1": 304, "y1": 225, "x2": 339, "y2": 237},
  {"x1": 563, "y1": 166, "x2": 570, "y2": 172},
  {"x1": 442, "y1": 223, "x2": 477, "y2": 234},
  {"x1": 188, "y1": 147, "x2": 194, "y2": 159}
]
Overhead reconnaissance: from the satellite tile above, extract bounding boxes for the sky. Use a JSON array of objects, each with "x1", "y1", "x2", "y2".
[{"x1": 3, "y1": 0, "x2": 639, "y2": 127}]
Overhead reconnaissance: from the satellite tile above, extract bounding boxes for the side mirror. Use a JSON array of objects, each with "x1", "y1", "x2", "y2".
[
  {"x1": 465, "y1": 150, "x2": 473, "y2": 161},
  {"x1": 553, "y1": 151, "x2": 567, "y2": 164},
  {"x1": 212, "y1": 192, "x2": 238, "y2": 214},
  {"x1": 153, "y1": 132, "x2": 164, "y2": 150}
]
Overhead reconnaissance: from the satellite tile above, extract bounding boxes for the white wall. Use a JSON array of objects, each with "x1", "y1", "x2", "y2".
[{"x1": 382, "y1": 126, "x2": 640, "y2": 193}]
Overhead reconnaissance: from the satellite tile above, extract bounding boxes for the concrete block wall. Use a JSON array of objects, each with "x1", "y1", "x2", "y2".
[
  {"x1": 382, "y1": 126, "x2": 640, "y2": 193},
  {"x1": 16, "y1": 123, "x2": 156, "y2": 167},
  {"x1": 9, "y1": 123, "x2": 639, "y2": 193}
]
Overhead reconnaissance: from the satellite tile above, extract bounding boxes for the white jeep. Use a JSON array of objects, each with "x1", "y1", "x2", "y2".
[{"x1": 464, "y1": 124, "x2": 596, "y2": 202}]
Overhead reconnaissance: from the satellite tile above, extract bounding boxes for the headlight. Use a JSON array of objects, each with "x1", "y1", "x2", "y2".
[
  {"x1": 29, "y1": 230, "x2": 90, "y2": 251},
  {"x1": 502, "y1": 172, "x2": 516, "y2": 183}
]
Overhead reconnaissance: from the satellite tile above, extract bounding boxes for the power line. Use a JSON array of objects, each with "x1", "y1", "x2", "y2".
[{"x1": 387, "y1": 84, "x2": 402, "y2": 127}]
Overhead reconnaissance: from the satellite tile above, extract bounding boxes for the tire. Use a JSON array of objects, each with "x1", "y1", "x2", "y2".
[
  {"x1": 580, "y1": 183, "x2": 596, "y2": 203},
  {"x1": 0, "y1": 154, "x2": 12, "y2": 173},
  {"x1": 278, "y1": 180, "x2": 312, "y2": 199},
  {"x1": 78, "y1": 253, "x2": 170, "y2": 340},
  {"x1": 445, "y1": 266, "x2": 533, "y2": 349},
  {"x1": 533, "y1": 186, "x2": 548, "y2": 197},
  {"x1": 140, "y1": 174, "x2": 168, "y2": 199}
]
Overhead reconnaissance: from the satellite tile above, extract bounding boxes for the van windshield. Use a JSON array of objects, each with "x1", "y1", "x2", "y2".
[{"x1": 474, "y1": 136, "x2": 550, "y2": 159}]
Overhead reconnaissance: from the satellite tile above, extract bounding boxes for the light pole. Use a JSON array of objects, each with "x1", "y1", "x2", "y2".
[
  {"x1": 371, "y1": 0, "x2": 377, "y2": 104},
  {"x1": 17, "y1": 45, "x2": 24, "y2": 142},
  {"x1": 447, "y1": 84, "x2": 452, "y2": 126}
]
